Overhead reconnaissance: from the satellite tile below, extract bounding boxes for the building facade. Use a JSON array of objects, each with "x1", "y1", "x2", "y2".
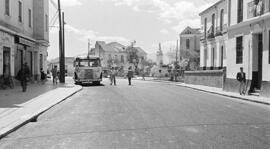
[
  {"x1": 48, "y1": 57, "x2": 75, "y2": 77},
  {"x1": 0, "y1": 0, "x2": 49, "y2": 82},
  {"x1": 199, "y1": 0, "x2": 228, "y2": 70},
  {"x1": 91, "y1": 41, "x2": 147, "y2": 71},
  {"x1": 225, "y1": 0, "x2": 270, "y2": 97},
  {"x1": 179, "y1": 26, "x2": 201, "y2": 70}
]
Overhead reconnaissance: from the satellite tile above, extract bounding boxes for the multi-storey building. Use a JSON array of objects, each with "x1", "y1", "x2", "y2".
[
  {"x1": 199, "y1": 0, "x2": 228, "y2": 70},
  {"x1": 0, "y1": 0, "x2": 49, "y2": 81},
  {"x1": 225, "y1": 0, "x2": 270, "y2": 97},
  {"x1": 179, "y1": 26, "x2": 201, "y2": 70},
  {"x1": 91, "y1": 41, "x2": 147, "y2": 70}
]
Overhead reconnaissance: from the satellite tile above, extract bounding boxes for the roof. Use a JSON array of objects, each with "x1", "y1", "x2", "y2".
[
  {"x1": 180, "y1": 26, "x2": 201, "y2": 35},
  {"x1": 134, "y1": 47, "x2": 147, "y2": 55},
  {"x1": 107, "y1": 42, "x2": 126, "y2": 52},
  {"x1": 199, "y1": 0, "x2": 225, "y2": 16},
  {"x1": 96, "y1": 41, "x2": 115, "y2": 52}
]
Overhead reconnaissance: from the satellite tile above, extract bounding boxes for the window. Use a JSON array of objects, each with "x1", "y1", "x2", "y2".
[
  {"x1": 220, "y1": 9, "x2": 224, "y2": 32},
  {"x1": 186, "y1": 39, "x2": 190, "y2": 49},
  {"x1": 220, "y1": 46, "x2": 224, "y2": 67},
  {"x1": 28, "y1": 9, "x2": 32, "y2": 28},
  {"x1": 212, "y1": 14, "x2": 215, "y2": 34},
  {"x1": 18, "y1": 1, "x2": 22, "y2": 22},
  {"x1": 3, "y1": 47, "x2": 11, "y2": 76},
  {"x1": 45, "y1": 15, "x2": 48, "y2": 32},
  {"x1": 204, "y1": 48, "x2": 207, "y2": 66},
  {"x1": 121, "y1": 55, "x2": 124, "y2": 63},
  {"x1": 236, "y1": 36, "x2": 243, "y2": 64},
  {"x1": 237, "y1": 0, "x2": 243, "y2": 23},
  {"x1": 204, "y1": 18, "x2": 207, "y2": 38},
  {"x1": 5, "y1": 0, "x2": 10, "y2": 16},
  {"x1": 212, "y1": 48, "x2": 215, "y2": 67}
]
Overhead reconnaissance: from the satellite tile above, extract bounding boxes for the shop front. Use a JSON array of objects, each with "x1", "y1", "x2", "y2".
[{"x1": 14, "y1": 35, "x2": 38, "y2": 81}]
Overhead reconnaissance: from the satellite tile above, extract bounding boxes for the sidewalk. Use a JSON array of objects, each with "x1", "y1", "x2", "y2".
[
  {"x1": 0, "y1": 78, "x2": 82, "y2": 139},
  {"x1": 176, "y1": 83, "x2": 270, "y2": 105},
  {"x1": 135, "y1": 77, "x2": 270, "y2": 105}
]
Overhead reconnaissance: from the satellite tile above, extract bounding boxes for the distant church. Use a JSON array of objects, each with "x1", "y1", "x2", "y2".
[{"x1": 156, "y1": 43, "x2": 163, "y2": 66}]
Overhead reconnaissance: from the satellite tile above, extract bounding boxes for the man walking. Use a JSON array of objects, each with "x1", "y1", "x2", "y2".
[
  {"x1": 51, "y1": 66, "x2": 58, "y2": 85},
  {"x1": 237, "y1": 67, "x2": 246, "y2": 95},
  {"x1": 17, "y1": 63, "x2": 30, "y2": 92},
  {"x1": 110, "y1": 67, "x2": 117, "y2": 86},
  {"x1": 127, "y1": 66, "x2": 133, "y2": 85}
]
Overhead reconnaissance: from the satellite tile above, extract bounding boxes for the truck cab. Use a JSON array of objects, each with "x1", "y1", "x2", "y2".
[{"x1": 74, "y1": 56, "x2": 102, "y2": 85}]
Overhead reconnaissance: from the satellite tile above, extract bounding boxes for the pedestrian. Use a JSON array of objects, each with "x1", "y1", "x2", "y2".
[
  {"x1": 51, "y1": 65, "x2": 58, "y2": 85},
  {"x1": 141, "y1": 69, "x2": 145, "y2": 80},
  {"x1": 127, "y1": 66, "x2": 133, "y2": 85},
  {"x1": 17, "y1": 63, "x2": 30, "y2": 92},
  {"x1": 110, "y1": 67, "x2": 117, "y2": 85},
  {"x1": 237, "y1": 67, "x2": 246, "y2": 95},
  {"x1": 40, "y1": 68, "x2": 46, "y2": 84}
]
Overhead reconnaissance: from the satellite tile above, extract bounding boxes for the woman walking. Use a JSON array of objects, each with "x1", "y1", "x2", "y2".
[{"x1": 127, "y1": 66, "x2": 133, "y2": 85}]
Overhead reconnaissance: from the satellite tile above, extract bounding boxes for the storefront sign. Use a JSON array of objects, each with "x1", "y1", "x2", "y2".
[{"x1": 15, "y1": 36, "x2": 35, "y2": 47}]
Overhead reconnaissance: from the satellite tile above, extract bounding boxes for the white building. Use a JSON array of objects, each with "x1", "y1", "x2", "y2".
[
  {"x1": 225, "y1": 0, "x2": 270, "y2": 97},
  {"x1": 91, "y1": 41, "x2": 147, "y2": 74},
  {"x1": 0, "y1": 0, "x2": 49, "y2": 81},
  {"x1": 199, "y1": 0, "x2": 228, "y2": 70}
]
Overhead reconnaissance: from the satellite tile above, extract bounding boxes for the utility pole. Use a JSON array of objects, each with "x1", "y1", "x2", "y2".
[
  {"x1": 57, "y1": 0, "x2": 64, "y2": 83},
  {"x1": 61, "y1": 12, "x2": 65, "y2": 83},
  {"x1": 176, "y1": 40, "x2": 178, "y2": 63}
]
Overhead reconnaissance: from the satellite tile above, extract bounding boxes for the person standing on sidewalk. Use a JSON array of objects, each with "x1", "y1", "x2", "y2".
[
  {"x1": 51, "y1": 66, "x2": 58, "y2": 85},
  {"x1": 17, "y1": 63, "x2": 30, "y2": 92},
  {"x1": 127, "y1": 66, "x2": 133, "y2": 86},
  {"x1": 237, "y1": 67, "x2": 246, "y2": 95},
  {"x1": 40, "y1": 68, "x2": 46, "y2": 85}
]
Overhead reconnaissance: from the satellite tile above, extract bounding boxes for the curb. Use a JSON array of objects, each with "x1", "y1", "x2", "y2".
[
  {"x1": 175, "y1": 84, "x2": 270, "y2": 106},
  {"x1": 0, "y1": 85, "x2": 83, "y2": 139}
]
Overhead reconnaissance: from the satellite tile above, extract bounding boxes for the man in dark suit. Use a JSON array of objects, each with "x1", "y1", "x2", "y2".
[{"x1": 237, "y1": 67, "x2": 246, "y2": 95}]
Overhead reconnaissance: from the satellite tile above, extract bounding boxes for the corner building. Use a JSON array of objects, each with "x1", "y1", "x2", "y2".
[
  {"x1": 0, "y1": 0, "x2": 49, "y2": 81},
  {"x1": 225, "y1": 0, "x2": 270, "y2": 97}
]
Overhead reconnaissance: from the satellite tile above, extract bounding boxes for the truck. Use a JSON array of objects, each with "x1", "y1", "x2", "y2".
[{"x1": 73, "y1": 56, "x2": 103, "y2": 85}]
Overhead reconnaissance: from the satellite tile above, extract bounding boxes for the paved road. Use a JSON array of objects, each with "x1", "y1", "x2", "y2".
[{"x1": 0, "y1": 79, "x2": 270, "y2": 148}]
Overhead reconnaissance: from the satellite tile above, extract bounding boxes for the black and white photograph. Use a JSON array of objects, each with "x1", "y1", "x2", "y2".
[{"x1": 0, "y1": 0, "x2": 270, "y2": 148}]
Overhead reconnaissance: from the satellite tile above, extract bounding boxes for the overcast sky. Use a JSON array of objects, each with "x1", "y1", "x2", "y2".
[{"x1": 48, "y1": 0, "x2": 216, "y2": 62}]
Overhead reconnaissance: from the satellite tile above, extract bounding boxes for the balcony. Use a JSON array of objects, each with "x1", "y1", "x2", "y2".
[
  {"x1": 247, "y1": 0, "x2": 265, "y2": 19},
  {"x1": 215, "y1": 24, "x2": 228, "y2": 36},
  {"x1": 207, "y1": 26, "x2": 215, "y2": 39}
]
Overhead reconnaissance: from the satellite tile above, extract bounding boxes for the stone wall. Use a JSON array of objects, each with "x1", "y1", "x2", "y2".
[{"x1": 184, "y1": 70, "x2": 225, "y2": 88}]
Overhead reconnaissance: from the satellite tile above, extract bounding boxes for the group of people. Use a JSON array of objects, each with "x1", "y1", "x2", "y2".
[{"x1": 109, "y1": 66, "x2": 134, "y2": 86}]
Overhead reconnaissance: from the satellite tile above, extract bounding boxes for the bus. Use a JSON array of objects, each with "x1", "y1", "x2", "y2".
[{"x1": 73, "y1": 56, "x2": 102, "y2": 85}]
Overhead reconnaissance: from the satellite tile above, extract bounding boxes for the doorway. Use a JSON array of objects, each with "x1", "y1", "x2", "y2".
[
  {"x1": 250, "y1": 33, "x2": 263, "y2": 92},
  {"x1": 3, "y1": 47, "x2": 11, "y2": 77}
]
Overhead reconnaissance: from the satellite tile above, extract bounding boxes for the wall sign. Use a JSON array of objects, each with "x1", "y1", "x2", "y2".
[{"x1": 15, "y1": 36, "x2": 35, "y2": 47}]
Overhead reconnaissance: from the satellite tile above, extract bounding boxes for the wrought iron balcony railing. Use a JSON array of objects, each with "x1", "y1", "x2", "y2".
[{"x1": 247, "y1": 0, "x2": 265, "y2": 19}]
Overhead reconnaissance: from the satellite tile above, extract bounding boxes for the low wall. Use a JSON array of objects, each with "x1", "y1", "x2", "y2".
[{"x1": 184, "y1": 70, "x2": 225, "y2": 88}]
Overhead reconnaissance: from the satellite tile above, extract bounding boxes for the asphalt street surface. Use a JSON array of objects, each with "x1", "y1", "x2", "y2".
[{"x1": 0, "y1": 79, "x2": 270, "y2": 149}]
